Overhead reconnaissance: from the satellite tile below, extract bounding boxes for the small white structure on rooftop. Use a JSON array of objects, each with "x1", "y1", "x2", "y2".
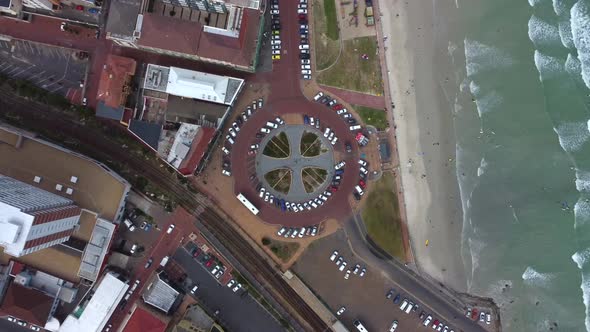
[
  {"x1": 166, "y1": 67, "x2": 229, "y2": 104},
  {"x1": 59, "y1": 272, "x2": 129, "y2": 332}
]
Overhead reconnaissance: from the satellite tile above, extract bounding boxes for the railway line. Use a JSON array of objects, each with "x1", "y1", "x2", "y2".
[{"x1": 0, "y1": 91, "x2": 330, "y2": 332}]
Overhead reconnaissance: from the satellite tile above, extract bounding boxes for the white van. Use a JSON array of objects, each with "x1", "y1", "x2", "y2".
[
  {"x1": 355, "y1": 185, "x2": 364, "y2": 196},
  {"x1": 349, "y1": 125, "x2": 361, "y2": 131},
  {"x1": 405, "y1": 302, "x2": 414, "y2": 313},
  {"x1": 399, "y1": 299, "x2": 408, "y2": 311},
  {"x1": 124, "y1": 219, "x2": 136, "y2": 232}
]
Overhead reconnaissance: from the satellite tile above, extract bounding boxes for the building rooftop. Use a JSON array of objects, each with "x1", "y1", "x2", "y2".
[
  {"x1": 128, "y1": 120, "x2": 163, "y2": 150},
  {"x1": 105, "y1": 0, "x2": 142, "y2": 42},
  {"x1": 77, "y1": 218, "x2": 115, "y2": 282},
  {"x1": 0, "y1": 245, "x2": 83, "y2": 283},
  {"x1": 60, "y1": 272, "x2": 129, "y2": 332},
  {"x1": 0, "y1": 126, "x2": 130, "y2": 223},
  {"x1": 96, "y1": 55, "x2": 137, "y2": 110},
  {"x1": 142, "y1": 273, "x2": 179, "y2": 313},
  {"x1": 122, "y1": 307, "x2": 167, "y2": 332},
  {"x1": 0, "y1": 282, "x2": 54, "y2": 327}
]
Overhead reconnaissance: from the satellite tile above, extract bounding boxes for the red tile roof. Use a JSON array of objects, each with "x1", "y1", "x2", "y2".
[
  {"x1": 122, "y1": 307, "x2": 167, "y2": 332},
  {"x1": 9, "y1": 261, "x2": 25, "y2": 276},
  {"x1": 96, "y1": 55, "x2": 137, "y2": 108},
  {"x1": 178, "y1": 127, "x2": 215, "y2": 175},
  {"x1": 0, "y1": 283, "x2": 53, "y2": 326},
  {"x1": 138, "y1": 9, "x2": 261, "y2": 68}
]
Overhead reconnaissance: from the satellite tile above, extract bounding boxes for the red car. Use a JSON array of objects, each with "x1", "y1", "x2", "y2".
[
  {"x1": 298, "y1": 13, "x2": 307, "y2": 19},
  {"x1": 205, "y1": 258, "x2": 215, "y2": 267},
  {"x1": 359, "y1": 180, "x2": 366, "y2": 189},
  {"x1": 192, "y1": 248, "x2": 201, "y2": 257},
  {"x1": 471, "y1": 308, "x2": 478, "y2": 320},
  {"x1": 330, "y1": 186, "x2": 338, "y2": 193},
  {"x1": 432, "y1": 320, "x2": 439, "y2": 328},
  {"x1": 332, "y1": 104, "x2": 343, "y2": 110},
  {"x1": 75, "y1": 5, "x2": 84, "y2": 10}
]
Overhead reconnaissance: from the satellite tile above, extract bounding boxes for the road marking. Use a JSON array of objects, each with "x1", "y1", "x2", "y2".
[
  {"x1": 26, "y1": 42, "x2": 34, "y2": 55},
  {"x1": 37, "y1": 74, "x2": 54, "y2": 85},
  {"x1": 6, "y1": 65, "x2": 22, "y2": 75},
  {"x1": 13, "y1": 65, "x2": 34, "y2": 78},
  {"x1": 28, "y1": 70, "x2": 46, "y2": 81},
  {"x1": 1, "y1": 64, "x2": 14, "y2": 73}
]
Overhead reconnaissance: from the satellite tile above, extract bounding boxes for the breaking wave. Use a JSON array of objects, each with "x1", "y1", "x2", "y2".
[
  {"x1": 571, "y1": 0, "x2": 590, "y2": 89},
  {"x1": 553, "y1": 121, "x2": 590, "y2": 153}
]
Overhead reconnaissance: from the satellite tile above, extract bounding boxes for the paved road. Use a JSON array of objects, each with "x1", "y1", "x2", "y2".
[
  {"x1": 0, "y1": 319, "x2": 33, "y2": 332},
  {"x1": 344, "y1": 213, "x2": 487, "y2": 332},
  {"x1": 173, "y1": 249, "x2": 284, "y2": 332}
]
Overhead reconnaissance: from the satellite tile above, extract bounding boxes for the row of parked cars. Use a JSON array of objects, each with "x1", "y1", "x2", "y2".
[
  {"x1": 313, "y1": 91, "x2": 362, "y2": 130},
  {"x1": 270, "y1": 0, "x2": 282, "y2": 60},
  {"x1": 221, "y1": 98, "x2": 265, "y2": 176},
  {"x1": 466, "y1": 308, "x2": 492, "y2": 325},
  {"x1": 296, "y1": 0, "x2": 312, "y2": 79},
  {"x1": 258, "y1": 184, "x2": 334, "y2": 212},
  {"x1": 6, "y1": 316, "x2": 41, "y2": 331},
  {"x1": 386, "y1": 288, "x2": 456, "y2": 331},
  {"x1": 330, "y1": 250, "x2": 366, "y2": 279},
  {"x1": 277, "y1": 224, "x2": 319, "y2": 238}
]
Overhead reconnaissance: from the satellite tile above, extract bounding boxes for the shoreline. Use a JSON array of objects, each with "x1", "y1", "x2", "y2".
[{"x1": 379, "y1": 0, "x2": 467, "y2": 292}]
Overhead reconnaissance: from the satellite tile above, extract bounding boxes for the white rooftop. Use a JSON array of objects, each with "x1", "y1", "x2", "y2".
[
  {"x1": 166, "y1": 123, "x2": 201, "y2": 168},
  {"x1": 0, "y1": 202, "x2": 34, "y2": 257},
  {"x1": 78, "y1": 218, "x2": 116, "y2": 282},
  {"x1": 166, "y1": 67, "x2": 230, "y2": 105},
  {"x1": 59, "y1": 272, "x2": 129, "y2": 332}
]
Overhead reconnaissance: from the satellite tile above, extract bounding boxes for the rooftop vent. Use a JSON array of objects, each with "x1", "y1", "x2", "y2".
[
  {"x1": 33, "y1": 176, "x2": 42, "y2": 183},
  {"x1": 70, "y1": 176, "x2": 78, "y2": 184},
  {"x1": 65, "y1": 188, "x2": 74, "y2": 195},
  {"x1": 55, "y1": 184, "x2": 63, "y2": 191}
]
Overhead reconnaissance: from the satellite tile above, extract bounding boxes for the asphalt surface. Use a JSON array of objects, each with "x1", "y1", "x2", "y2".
[
  {"x1": 344, "y1": 213, "x2": 488, "y2": 332},
  {"x1": 173, "y1": 249, "x2": 284, "y2": 332},
  {"x1": 0, "y1": 39, "x2": 87, "y2": 99},
  {"x1": 0, "y1": 318, "x2": 33, "y2": 332}
]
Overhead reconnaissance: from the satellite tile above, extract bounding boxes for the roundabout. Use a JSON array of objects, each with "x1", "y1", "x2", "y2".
[{"x1": 256, "y1": 125, "x2": 334, "y2": 202}]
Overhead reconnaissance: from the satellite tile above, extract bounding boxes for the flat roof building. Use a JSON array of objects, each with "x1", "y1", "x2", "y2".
[
  {"x1": 142, "y1": 273, "x2": 179, "y2": 313},
  {"x1": 105, "y1": 0, "x2": 263, "y2": 72},
  {"x1": 96, "y1": 55, "x2": 137, "y2": 123},
  {"x1": 60, "y1": 272, "x2": 129, "y2": 332}
]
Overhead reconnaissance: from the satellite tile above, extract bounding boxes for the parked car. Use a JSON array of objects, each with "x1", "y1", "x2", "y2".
[
  {"x1": 232, "y1": 283, "x2": 242, "y2": 292},
  {"x1": 145, "y1": 257, "x2": 153, "y2": 268},
  {"x1": 336, "y1": 306, "x2": 346, "y2": 316},
  {"x1": 359, "y1": 267, "x2": 366, "y2": 277},
  {"x1": 339, "y1": 262, "x2": 347, "y2": 271},
  {"x1": 393, "y1": 294, "x2": 401, "y2": 304},
  {"x1": 277, "y1": 227, "x2": 287, "y2": 236},
  {"x1": 386, "y1": 289, "x2": 395, "y2": 299},
  {"x1": 344, "y1": 270, "x2": 351, "y2": 279},
  {"x1": 423, "y1": 315, "x2": 433, "y2": 326},
  {"x1": 479, "y1": 312, "x2": 485, "y2": 323},
  {"x1": 389, "y1": 320, "x2": 398, "y2": 332},
  {"x1": 227, "y1": 279, "x2": 236, "y2": 288},
  {"x1": 314, "y1": 91, "x2": 324, "y2": 100},
  {"x1": 190, "y1": 285, "x2": 199, "y2": 294},
  {"x1": 486, "y1": 313, "x2": 491, "y2": 325},
  {"x1": 167, "y1": 224, "x2": 175, "y2": 234}
]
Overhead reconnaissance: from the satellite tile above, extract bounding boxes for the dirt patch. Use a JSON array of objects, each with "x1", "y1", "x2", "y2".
[
  {"x1": 264, "y1": 168, "x2": 292, "y2": 194},
  {"x1": 262, "y1": 237, "x2": 300, "y2": 263},
  {"x1": 335, "y1": 0, "x2": 377, "y2": 41},
  {"x1": 302, "y1": 167, "x2": 327, "y2": 193},
  {"x1": 263, "y1": 132, "x2": 290, "y2": 158}
]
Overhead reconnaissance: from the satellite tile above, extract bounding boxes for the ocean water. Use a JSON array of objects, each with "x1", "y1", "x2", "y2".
[{"x1": 439, "y1": 0, "x2": 590, "y2": 330}]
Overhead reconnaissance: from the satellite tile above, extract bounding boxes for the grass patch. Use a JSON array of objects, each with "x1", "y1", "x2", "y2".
[
  {"x1": 317, "y1": 36, "x2": 383, "y2": 95},
  {"x1": 354, "y1": 105, "x2": 389, "y2": 130},
  {"x1": 312, "y1": 0, "x2": 340, "y2": 70},
  {"x1": 323, "y1": 0, "x2": 339, "y2": 40},
  {"x1": 362, "y1": 172, "x2": 405, "y2": 259},
  {"x1": 262, "y1": 237, "x2": 300, "y2": 263},
  {"x1": 301, "y1": 167, "x2": 327, "y2": 193},
  {"x1": 300, "y1": 131, "x2": 322, "y2": 157},
  {"x1": 264, "y1": 169, "x2": 291, "y2": 194},
  {"x1": 263, "y1": 132, "x2": 290, "y2": 158}
]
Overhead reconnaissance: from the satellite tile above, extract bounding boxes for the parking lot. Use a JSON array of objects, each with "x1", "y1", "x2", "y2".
[
  {"x1": 0, "y1": 39, "x2": 88, "y2": 101},
  {"x1": 293, "y1": 230, "x2": 446, "y2": 332},
  {"x1": 172, "y1": 248, "x2": 284, "y2": 332}
]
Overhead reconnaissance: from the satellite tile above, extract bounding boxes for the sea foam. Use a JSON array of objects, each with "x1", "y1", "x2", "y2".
[
  {"x1": 477, "y1": 158, "x2": 488, "y2": 177},
  {"x1": 553, "y1": 121, "x2": 590, "y2": 153},
  {"x1": 572, "y1": 248, "x2": 590, "y2": 269},
  {"x1": 574, "y1": 199, "x2": 590, "y2": 228},
  {"x1": 571, "y1": 0, "x2": 590, "y2": 89},
  {"x1": 554, "y1": 0, "x2": 570, "y2": 16},
  {"x1": 522, "y1": 266, "x2": 556, "y2": 288},
  {"x1": 528, "y1": 15, "x2": 562, "y2": 49},
  {"x1": 559, "y1": 20, "x2": 575, "y2": 49},
  {"x1": 464, "y1": 39, "x2": 516, "y2": 77},
  {"x1": 534, "y1": 51, "x2": 565, "y2": 81},
  {"x1": 469, "y1": 81, "x2": 503, "y2": 118}
]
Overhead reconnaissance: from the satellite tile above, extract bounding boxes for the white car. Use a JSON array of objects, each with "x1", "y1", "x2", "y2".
[
  {"x1": 7, "y1": 317, "x2": 15, "y2": 322},
  {"x1": 335, "y1": 256, "x2": 344, "y2": 265},
  {"x1": 334, "y1": 161, "x2": 346, "y2": 169},
  {"x1": 228, "y1": 127, "x2": 237, "y2": 138},
  {"x1": 331, "y1": 137, "x2": 338, "y2": 145},
  {"x1": 271, "y1": 39, "x2": 281, "y2": 45},
  {"x1": 272, "y1": 44, "x2": 281, "y2": 50},
  {"x1": 272, "y1": 35, "x2": 281, "y2": 40},
  {"x1": 486, "y1": 313, "x2": 491, "y2": 324},
  {"x1": 299, "y1": 44, "x2": 310, "y2": 50},
  {"x1": 232, "y1": 283, "x2": 242, "y2": 292},
  {"x1": 191, "y1": 285, "x2": 199, "y2": 294},
  {"x1": 336, "y1": 306, "x2": 346, "y2": 316},
  {"x1": 301, "y1": 64, "x2": 311, "y2": 70},
  {"x1": 260, "y1": 127, "x2": 270, "y2": 133},
  {"x1": 292, "y1": 204, "x2": 299, "y2": 212},
  {"x1": 339, "y1": 262, "x2": 347, "y2": 271},
  {"x1": 328, "y1": 131, "x2": 335, "y2": 140},
  {"x1": 264, "y1": 192, "x2": 270, "y2": 202},
  {"x1": 358, "y1": 159, "x2": 368, "y2": 167},
  {"x1": 297, "y1": 8, "x2": 307, "y2": 14},
  {"x1": 211, "y1": 265, "x2": 220, "y2": 275},
  {"x1": 360, "y1": 166, "x2": 368, "y2": 175},
  {"x1": 291, "y1": 228, "x2": 299, "y2": 238},
  {"x1": 359, "y1": 267, "x2": 366, "y2": 277},
  {"x1": 271, "y1": 9, "x2": 279, "y2": 14},
  {"x1": 353, "y1": 264, "x2": 360, "y2": 274},
  {"x1": 272, "y1": 49, "x2": 281, "y2": 55},
  {"x1": 344, "y1": 269, "x2": 351, "y2": 279},
  {"x1": 277, "y1": 227, "x2": 287, "y2": 236},
  {"x1": 222, "y1": 169, "x2": 231, "y2": 176},
  {"x1": 30, "y1": 326, "x2": 41, "y2": 332},
  {"x1": 302, "y1": 74, "x2": 311, "y2": 80},
  {"x1": 232, "y1": 122, "x2": 240, "y2": 132},
  {"x1": 250, "y1": 144, "x2": 259, "y2": 150},
  {"x1": 313, "y1": 91, "x2": 324, "y2": 100},
  {"x1": 389, "y1": 320, "x2": 398, "y2": 332},
  {"x1": 330, "y1": 250, "x2": 338, "y2": 261},
  {"x1": 166, "y1": 224, "x2": 175, "y2": 234},
  {"x1": 222, "y1": 146, "x2": 230, "y2": 155},
  {"x1": 300, "y1": 24, "x2": 309, "y2": 29},
  {"x1": 309, "y1": 117, "x2": 315, "y2": 127},
  {"x1": 226, "y1": 135, "x2": 234, "y2": 145},
  {"x1": 336, "y1": 109, "x2": 346, "y2": 115},
  {"x1": 298, "y1": 3, "x2": 307, "y2": 9},
  {"x1": 301, "y1": 69, "x2": 311, "y2": 75},
  {"x1": 227, "y1": 279, "x2": 236, "y2": 288},
  {"x1": 299, "y1": 227, "x2": 306, "y2": 237},
  {"x1": 259, "y1": 187, "x2": 266, "y2": 198},
  {"x1": 301, "y1": 59, "x2": 311, "y2": 65},
  {"x1": 423, "y1": 315, "x2": 433, "y2": 326},
  {"x1": 275, "y1": 117, "x2": 285, "y2": 125},
  {"x1": 323, "y1": 128, "x2": 331, "y2": 137}
]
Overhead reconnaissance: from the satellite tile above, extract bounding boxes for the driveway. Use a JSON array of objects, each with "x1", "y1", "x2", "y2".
[{"x1": 172, "y1": 248, "x2": 284, "y2": 332}]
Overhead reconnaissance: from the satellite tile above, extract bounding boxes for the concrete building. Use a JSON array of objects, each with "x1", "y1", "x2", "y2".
[
  {"x1": 105, "y1": 0, "x2": 263, "y2": 72},
  {"x1": 142, "y1": 273, "x2": 179, "y2": 313},
  {"x1": 0, "y1": 175, "x2": 82, "y2": 257},
  {"x1": 59, "y1": 272, "x2": 129, "y2": 332},
  {"x1": 0, "y1": 0, "x2": 23, "y2": 17},
  {"x1": 95, "y1": 55, "x2": 138, "y2": 123},
  {"x1": 126, "y1": 64, "x2": 244, "y2": 176},
  {"x1": 20, "y1": 0, "x2": 53, "y2": 10}
]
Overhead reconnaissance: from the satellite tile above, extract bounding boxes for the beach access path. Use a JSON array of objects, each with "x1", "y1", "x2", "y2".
[{"x1": 377, "y1": 0, "x2": 467, "y2": 292}]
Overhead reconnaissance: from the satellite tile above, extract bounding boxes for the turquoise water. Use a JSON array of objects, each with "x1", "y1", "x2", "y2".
[{"x1": 440, "y1": 0, "x2": 590, "y2": 330}]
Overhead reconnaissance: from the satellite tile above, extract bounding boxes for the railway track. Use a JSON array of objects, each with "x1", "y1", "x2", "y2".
[{"x1": 0, "y1": 91, "x2": 330, "y2": 332}]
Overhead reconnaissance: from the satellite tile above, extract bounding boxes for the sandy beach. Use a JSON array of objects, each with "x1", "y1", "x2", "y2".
[{"x1": 378, "y1": 0, "x2": 467, "y2": 292}]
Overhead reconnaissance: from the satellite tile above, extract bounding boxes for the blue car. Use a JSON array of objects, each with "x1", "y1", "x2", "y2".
[
  {"x1": 88, "y1": 7, "x2": 99, "y2": 14},
  {"x1": 393, "y1": 294, "x2": 401, "y2": 304},
  {"x1": 335, "y1": 169, "x2": 344, "y2": 175},
  {"x1": 280, "y1": 199, "x2": 286, "y2": 212},
  {"x1": 303, "y1": 115, "x2": 310, "y2": 124}
]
